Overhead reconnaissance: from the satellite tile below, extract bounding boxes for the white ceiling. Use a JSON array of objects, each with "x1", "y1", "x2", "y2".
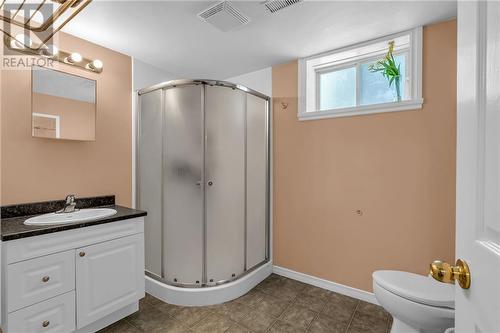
[{"x1": 63, "y1": 0, "x2": 457, "y2": 79}]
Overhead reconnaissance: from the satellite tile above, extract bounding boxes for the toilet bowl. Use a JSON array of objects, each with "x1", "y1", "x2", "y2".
[{"x1": 373, "y1": 270, "x2": 455, "y2": 333}]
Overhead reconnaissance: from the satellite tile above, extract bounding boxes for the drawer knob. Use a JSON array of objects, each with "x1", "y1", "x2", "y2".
[
  {"x1": 42, "y1": 320, "x2": 50, "y2": 327},
  {"x1": 42, "y1": 276, "x2": 50, "y2": 283},
  {"x1": 79, "y1": 251, "x2": 86, "y2": 257}
]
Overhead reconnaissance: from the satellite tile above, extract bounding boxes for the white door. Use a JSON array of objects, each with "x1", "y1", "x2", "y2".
[
  {"x1": 455, "y1": 1, "x2": 500, "y2": 332},
  {"x1": 75, "y1": 234, "x2": 144, "y2": 329}
]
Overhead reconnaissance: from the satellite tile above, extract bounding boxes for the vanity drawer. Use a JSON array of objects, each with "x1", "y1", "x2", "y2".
[
  {"x1": 7, "y1": 250, "x2": 75, "y2": 312},
  {"x1": 7, "y1": 291, "x2": 75, "y2": 333}
]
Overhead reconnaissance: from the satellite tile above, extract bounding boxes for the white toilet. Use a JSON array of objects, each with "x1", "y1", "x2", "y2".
[{"x1": 373, "y1": 270, "x2": 455, "y2": 333}]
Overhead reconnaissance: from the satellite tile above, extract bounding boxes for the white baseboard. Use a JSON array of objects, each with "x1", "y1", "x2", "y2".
[{"x1": 272, "y1": 265, "x2": 378, "y2": 305}]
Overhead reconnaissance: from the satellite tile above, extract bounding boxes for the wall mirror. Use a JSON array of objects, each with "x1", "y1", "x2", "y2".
[{"x1": 32, "y1": 66, "x2": 96, "y2": 141}]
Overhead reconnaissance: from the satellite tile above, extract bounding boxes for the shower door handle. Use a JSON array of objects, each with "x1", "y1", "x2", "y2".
[{"x1": 196, "y1": 181, "x2": 201, "y2": 186}]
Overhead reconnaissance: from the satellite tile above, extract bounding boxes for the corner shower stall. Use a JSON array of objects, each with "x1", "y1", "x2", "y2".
[{"x1": 137, "y1": 80, "x2": 271, "y2": 305}]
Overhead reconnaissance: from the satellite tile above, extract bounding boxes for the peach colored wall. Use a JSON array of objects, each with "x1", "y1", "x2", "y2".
[
  {"x1": 1, "y1": 32, "x2": 132, "y2": 206},
  {"x1": 32, "y1": 92, "x2": 96, "y2": 140},
  {"x1": 272, "y1": 20, "x2": 457, "y2": 292}
]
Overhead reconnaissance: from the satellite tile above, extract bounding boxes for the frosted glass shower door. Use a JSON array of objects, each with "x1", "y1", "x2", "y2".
[
  {"x1": 163, "y1": 85, "x2": 204, "y2": 286},
  {"x1": 139, "y1": 90, "x2": 163, "y2": 278},
  {"x1": 246, "y1": 94, "x2": 268, "y2": 269},
  {"x1": 205, "y1": 86, "x2": 246, "y2": 283}
]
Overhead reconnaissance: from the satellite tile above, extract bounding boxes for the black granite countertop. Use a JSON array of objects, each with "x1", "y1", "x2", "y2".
[{"x1": 1, "y1": 196, "x2": 147, "y2": 241}]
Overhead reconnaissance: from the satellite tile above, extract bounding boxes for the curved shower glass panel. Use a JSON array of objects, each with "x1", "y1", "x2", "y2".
[
  {"x1": 163, "y1": 85, "x2": 204, "y2": 286},
  {"x1": 138, "y1": 80, "x2": 270, "y2": 288}
]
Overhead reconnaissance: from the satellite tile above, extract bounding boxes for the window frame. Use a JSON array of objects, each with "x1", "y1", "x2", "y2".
[{"x1": 299, "y1": 27, "x2": 423, "y2": 121}]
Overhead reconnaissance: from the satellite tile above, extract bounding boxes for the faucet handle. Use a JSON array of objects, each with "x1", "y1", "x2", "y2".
[
  {"x1": 65, "y1": 194, "x2": 76, "y2": 204},
  {"x1": 56, "y1": 194, "x2": 78, "y2": 214}
]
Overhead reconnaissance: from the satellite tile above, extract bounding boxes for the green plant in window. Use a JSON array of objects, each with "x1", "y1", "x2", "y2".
[{"x1": 369, "y1": 41, "x2": 402, "y2": 101}]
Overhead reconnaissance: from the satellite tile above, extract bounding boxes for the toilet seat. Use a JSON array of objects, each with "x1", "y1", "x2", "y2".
[{"x1": 373, "y1": 270, "x2": 454, "y2": 309}]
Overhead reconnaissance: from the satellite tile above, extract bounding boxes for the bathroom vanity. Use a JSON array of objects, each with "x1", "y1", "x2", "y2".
[{"x1": 0, "y1": 196, "x2": 147, "y2": 333}]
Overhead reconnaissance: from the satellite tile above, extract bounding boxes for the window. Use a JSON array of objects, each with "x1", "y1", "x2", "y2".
[
  {"x1": 299, "y1": 28, "x2": 422, "y2": 120},
  {"x1": 318, "y1": 66, "x2": 356, "y2": 110},
  {"x1": 359, "y1": 53, "x2": 407, "y2": 106}
]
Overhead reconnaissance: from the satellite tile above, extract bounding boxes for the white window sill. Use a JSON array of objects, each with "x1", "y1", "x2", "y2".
[{"x1": 297, "y1": 98, "x2": 424, "y2": 121}]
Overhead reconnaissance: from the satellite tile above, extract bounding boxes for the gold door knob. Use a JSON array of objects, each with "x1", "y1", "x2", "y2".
[
  {"x1": 79, "y1": 251, "x2": 86, "y2": 257},
  {"x1": 430, "y1": 259, "x2": 471, "y2": 289},
  {"x1": 42, "y1": 276, "x2": 50, "y2": 283},
  {"x1": 42, "y1": 320, "x2": 50, "y2": 327}
]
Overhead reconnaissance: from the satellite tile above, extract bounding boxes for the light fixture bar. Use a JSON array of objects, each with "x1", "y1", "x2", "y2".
[{"x1": 4, "y1": 35, "x2": 103, "y2": 74}]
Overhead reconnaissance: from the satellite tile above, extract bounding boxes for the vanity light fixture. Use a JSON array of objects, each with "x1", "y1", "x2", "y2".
[
  {"x1": 4, "y1": 35, "x2": 104, "y2": 73},
  {"x1": 61, "y1": 51, "x2": 104, "y2": 73}
]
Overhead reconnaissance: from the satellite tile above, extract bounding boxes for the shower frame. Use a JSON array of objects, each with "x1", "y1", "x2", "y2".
[{"x1": 136, "y1": 79, "x2": 271, "y2": 289}]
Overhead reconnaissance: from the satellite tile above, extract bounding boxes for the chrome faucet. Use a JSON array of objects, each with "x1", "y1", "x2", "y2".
[{"x1": 56, "y1": 194, "x2": 78, "y2": 213}]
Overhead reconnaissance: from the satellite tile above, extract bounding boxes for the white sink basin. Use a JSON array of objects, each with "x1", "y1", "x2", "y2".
[{"x1": 24, "y1": 208, "x2": 117, "y2": 226}]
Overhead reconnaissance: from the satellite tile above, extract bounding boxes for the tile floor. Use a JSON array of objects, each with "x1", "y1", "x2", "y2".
[{"x1": 99, "y1": 274, "x2": 392, "y2": 333}]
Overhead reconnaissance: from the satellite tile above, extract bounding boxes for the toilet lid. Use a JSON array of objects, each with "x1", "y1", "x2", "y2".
[{"x1": 373, "y1": 270, "x2": 455, "y2": 309}]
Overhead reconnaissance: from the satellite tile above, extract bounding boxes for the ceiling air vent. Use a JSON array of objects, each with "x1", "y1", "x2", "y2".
[
  {"x1": 198, "y1": 1, "x2": 250, "y2": 32},
  {"x1": 263, "y1": 0, "x2": 303, "y2": 13}
]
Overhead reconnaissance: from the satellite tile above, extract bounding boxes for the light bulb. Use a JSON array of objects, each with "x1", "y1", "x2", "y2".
[
  {"x1": 86, "y1": 59, "x2": 104, "y2": 72},
  {"x1": 11, "y1": 34, "x2": 32, "y2": 49},
  {"x1": 41, "y1": 44, "x2": 58, "y2": 57},
  {"x1": 9, "y1": 38, "x2": 17, "y2": 49},
  {"x1": 91, "y1": 59, "x2": 103, "y2": 69},
  {"x1": 68, "y1": 52, "x2": 82, "y2": 63}
]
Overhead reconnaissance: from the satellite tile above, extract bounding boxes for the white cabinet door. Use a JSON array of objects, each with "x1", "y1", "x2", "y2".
[{"x1": 75, "y1": 233, "x2": 144, "y2": 329}]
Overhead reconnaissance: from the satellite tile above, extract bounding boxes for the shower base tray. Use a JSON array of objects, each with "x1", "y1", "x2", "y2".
[{"x1": 145, "y1": 261, "x2": 272, "y2": 306}]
